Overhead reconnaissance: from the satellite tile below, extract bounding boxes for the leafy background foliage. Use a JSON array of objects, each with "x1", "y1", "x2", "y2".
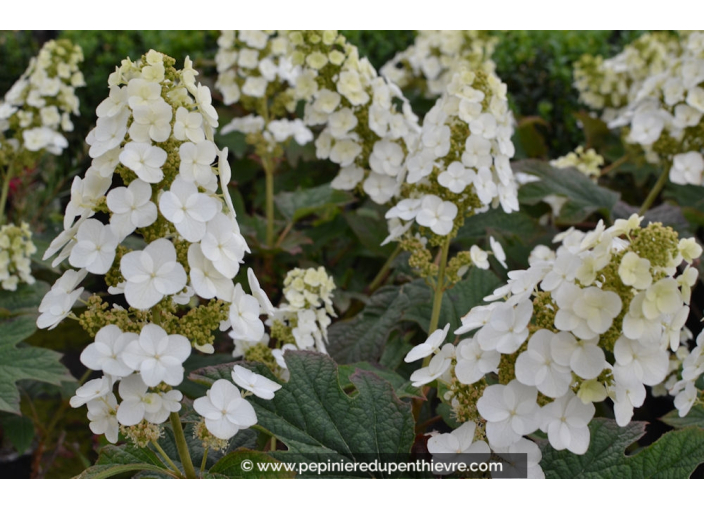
[{"x1": 1, "y1": 30, "x2": 703, "y2": 478}]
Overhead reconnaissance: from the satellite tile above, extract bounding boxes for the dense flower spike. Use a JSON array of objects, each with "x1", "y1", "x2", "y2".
[
  {"x1": 216, "y1": 30, "x2": 313, "y2": 149},
  {"x1": 288, "y1": 30, "x2": 420, "y2": 204},
  {"x1": 39, "y1": 50, "x2": 279, "y2": 447},
  {"x1": 386, "y1": 67, "x2": 518, "y2": 245},
  {"x1": 573, "y1": 31, "x2": 681, "y2": 122},
  {"x1": 0, "y1": 39, "x2": 84, "y2": 163},
  {"x1": 235, "y1": 266, "x2": 337, "y2": 379},
  {"x1": 407, "y1": 214, "x2": 701, "y2": 462},
  {"x1": 599, "y1": 32, "x2": 704, "y2": 187},
  {"x1": 381, "y1": 30, "x2": 497, "y2": 98},
  {"x1": 0, "y1": 222, "x2": 36, "y2": 290}
]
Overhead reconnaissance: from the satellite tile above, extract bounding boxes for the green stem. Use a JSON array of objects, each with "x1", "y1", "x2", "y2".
[
  {"x1": 169, "y1": 412, "x2": 197, "y2": 479},
  {"x1": 424, "y1": 237, "x2": 451, "y2": 367},
  {"x1": 152, "y1": 440, "x2": 181, "y2": 476},
  {"x1": 263, "y1": 155, "x2": 275, "y2": 247},
  {"x1": 200, "y1": 447, "x2": 209, "y2": 475},
  {"x1": 0, "y1": 159, "x2": 17, "y2": 226},
  {"x1": 367, "y1": 245, "x2": 402, "y2": 294},
  {"x1": 600, "y1": 154, "x2": 628, "y2": 176},
  {"x1": 638, "y1": 165, "x2": 671, "y2": 216}
]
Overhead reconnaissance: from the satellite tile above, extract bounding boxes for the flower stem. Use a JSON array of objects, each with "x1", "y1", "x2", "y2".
[
  {"x1": 200, "y1": 447, "x2": 209, "y2": 474},
  {"x1": 169, "y1": 412, "x2": 197, "y2": 479},
  {"x1": 600, "y1": 154, "x2": 628, "y2": 176},
  {"x1": 424, "y1": 237, "x2": 451, "y2": 367},
  {"x1": 152, "y1": 440, "x2": 181, "y2": 476},
  {"x1": 638, "y1": 164, "x2": 670, "y2": 216},
  {"x1": 366, "y1": 245, "x2": 402, "y2": 294},
  {"x1": 262, "y1": 154, "x2": 276, "y2": 247},
  {"x1": 0, "y1": 159, "x2": 17, "y2": 226}
]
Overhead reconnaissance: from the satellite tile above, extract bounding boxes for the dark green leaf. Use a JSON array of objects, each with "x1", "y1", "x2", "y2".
[
  {"x1": 75, "y1": 463, "x2": 175, "y2": 479},
  {"x1": 0, "y1": 414, "x2": 35, "y2": 453},
  {"x1": 405, "y1": 268, "x2": 502, "y2": 334},
  {"x1": 275, "y1": 183, "x2": 354, "y2": 223},
  {"x1": 540, "y1": 418, "x2": 704, "y2": 478},
  {"x1": 661, "y1": 405, "x2": 704, "y2": 429},
  {"x1": 327, "y1": 280, "x2": 428, "y2": 364},
  {"x1": 344, "y1": 207, "x2": 395, "y2": 258},
  {"x1": 456, "y1": 208, "x2": 545, "y2": 242},
  {"x1": 0, "y1": 315, "x2": 73, "y2": 414},
  {"x1": 337, "y1": 362, "x2": 422, "y2": 399},
  {"x1": 514, "y1": 159, "x2": 620, "y2": 223},
  {"x1": 77, "y1": 444, "x2": 175, "y2": 479},
  {"x1": 248, "y1": 351, "x2": 415, "y2": 461},
  {"x1": 0, "y1": 281, "x2": 50, "y2": 315},
  {"x1": 379, "y1": 333, "x2": 413, "y2": 371}
]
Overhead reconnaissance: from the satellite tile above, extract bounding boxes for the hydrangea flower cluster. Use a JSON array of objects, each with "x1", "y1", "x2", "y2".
[
  {"x1": 0, "y1": 39, "x2": 84, "y2": 162},
  {"x1": 607, "y1": 31, "x2": 704, "y2": 186},
  {"x1": 573, "y1": 31, "x2": 681, "y2": 122},
  {"x1": 36, "y1": 50, "x2": 279, "y2": 446},
  {"x1": 0, "y1": 222, "x2": 36, "y2": 290},
  {"x1": 381, "y1": 30, "x2": 497, "y2": 98},
  {"x1": 287, "y1": 30, "x2": 420, "y2": 205},
  {"x1": 407, "y1": 214, "x2": 701, "y2": 459},
  {"x1": 550, "y1": 146, "x2": 604, "y2": 181},
  {"x1": 215, "y1": 30, "x2": 313, "y2": 151},
  {"x1": 385, "y1": 67, "x2": 518, "y2": 246},
  {"x1": 234, "y1": 266, "x2": 337, "y2": 381}
]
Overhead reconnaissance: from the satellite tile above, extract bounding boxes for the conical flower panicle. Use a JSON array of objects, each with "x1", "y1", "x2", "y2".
[{"x1": 38, "y1": 50, "x2": 280, "y2": 445}]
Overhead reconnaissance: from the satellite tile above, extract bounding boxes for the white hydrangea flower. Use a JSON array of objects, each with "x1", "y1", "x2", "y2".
[
  {"x1": 415, "y1": 195, "x2": 458, "y2": 236},
  {"x1": 477, "y1": 380, "x2": 539, "y2": 448},
  {"x1": 515, "y1": 329, "x2": 572, "y2": 398},
  {"x1": 159, "y1": 177, "x2": 219, "y2": 242},
  {"x1": 539, "y1": 393, "x2": 595, "y2": 455},
  {"x1": 106, "y1": 178, "x2": 158, "y2": 239},
  {"x1": 122, "y1": 324, "x2": 191, "y2": 387},
  {"x1": 405, "y1": 324, "x2": 450, "y2": 363},
  {"x1": 80, "y1": 324, "x2": 134, "y2": 378},
  {"x1": 231, "y1": 365, "x2": 282, "y2": 400},
  {"x1": 228, "y1": 284, "x2": 265, "y2": 343},
  {"x1": 454, "y1": 337, "x2": 500, "y2": 385},
  {"x1": 120, "y1": 238, "x2": 187, "y2": 310},
  {"x1": 193, "y1": 379, "x2": 257, "y2": 440},
  {"x1": 119, "y1": 142, "x2": 167, "y2": 183},
  {"x1": 87, "y1": 393, "x2": 119, "y2": 443},
  {"x1": 68, "y1": 219, "x2": 119, "y2": 275}
]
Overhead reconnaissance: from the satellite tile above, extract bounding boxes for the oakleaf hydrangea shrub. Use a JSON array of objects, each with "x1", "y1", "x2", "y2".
[
  {"x1": 37, "y1": 50, "x2": 282, "y2": 453},
  {"x1": 407, "y1": 214, "x2": 702, "y2": 472},
  {"x1": 10, "y1": 30, "x2": 703, "y2": 480}
]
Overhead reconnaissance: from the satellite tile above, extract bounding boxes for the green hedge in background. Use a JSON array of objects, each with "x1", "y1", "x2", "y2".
[{"x1": 492, "y1": 30, "x2": 644, "y2": 156}]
